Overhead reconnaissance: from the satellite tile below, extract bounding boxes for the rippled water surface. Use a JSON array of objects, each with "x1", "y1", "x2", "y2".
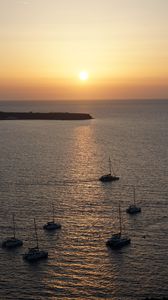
[{"x1": 0, "y1": 100, "x2": 168, "y2": 299}]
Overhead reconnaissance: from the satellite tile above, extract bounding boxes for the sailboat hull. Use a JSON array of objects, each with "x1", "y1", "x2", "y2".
[
  {"x1": 43, "y1": 222, "x2": 61, "y2": 230},
  {"x1": 126, "y1": 205, "x2": 141, "y2": 214},
  {"x1": 23, "y1": 247, "x2": 48, "y2": 261},
  {"x1": 106, "y1": 236, "x2": 131, "y2": 248},
  {"x1": 2, "y1": 238, "x2": 23, "y2": 248},
  {"x1": 99, "y1": 174, "x2": 119, "y2": 182}
]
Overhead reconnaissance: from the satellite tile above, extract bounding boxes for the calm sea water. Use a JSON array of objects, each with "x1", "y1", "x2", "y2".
[{"x1": 0, "y1": 100, "x2": 168, "y2": 300}]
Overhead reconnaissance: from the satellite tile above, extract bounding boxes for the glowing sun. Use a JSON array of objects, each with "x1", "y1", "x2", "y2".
[{"x1": 79, "y1": 71, "x2": 89, "y2": 81}]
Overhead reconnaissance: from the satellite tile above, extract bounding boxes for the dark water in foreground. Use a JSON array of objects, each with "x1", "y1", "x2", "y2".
[{"x1": 0, "y1": 100, "x2": 168, "y2": 299}]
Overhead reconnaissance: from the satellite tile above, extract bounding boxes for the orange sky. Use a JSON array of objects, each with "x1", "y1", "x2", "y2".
[{"x1": 0, "y1": 0, "x2": 168, "y2": 100}]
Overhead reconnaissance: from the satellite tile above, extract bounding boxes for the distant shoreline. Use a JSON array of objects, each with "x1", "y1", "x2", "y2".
[{"x1": 0, "y1": 111, "x2": 93, "y2": 120}]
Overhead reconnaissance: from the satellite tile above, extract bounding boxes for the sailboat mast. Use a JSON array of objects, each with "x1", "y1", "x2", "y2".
[
  {"x1": 34, "y1": 218, "x2": 39, "y2": 249},
  {"x1": 12, "y1": 213, "x2": 16, "y2": 239},
  {"x1": 52, "y1": 202, "x2": 55, "y2": 223},
  {"x1": 133, "y1": 187, "x2": 136, "y2": 205},
  {"x1": 109, "y1": 156, "x2": 116, "y2": 176},
  {"x1": 109, "y1": 157, "x2": 112, "y2": 174},
  {"x1": 119, "y1": 202, "x2": 122, "y2": 235}
]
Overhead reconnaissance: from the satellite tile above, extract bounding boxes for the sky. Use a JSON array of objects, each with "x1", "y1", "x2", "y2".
[{"x1": 0, "y1": 0, "x2": 168, "y2": 100}]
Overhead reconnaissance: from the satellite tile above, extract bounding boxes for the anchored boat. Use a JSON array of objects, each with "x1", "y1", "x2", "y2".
[
  {"x1": 43, "y1": 201, "x2": 61, "y2": 231},
  {"x1": 2, "y1": 214, "x2": 23, "y2": 248},
  {"x1": 106, "y1": 202, "x2": 131, "y2": 248},
  {"x1": 99, "y1": 157, "x2": 119, "y2": 182},
  {"x1": 126, "y1": 187, "x2": 141, "y2": 214},
  {"x1": 23, "y1": 218, "x2": 48, "y2": 262}
]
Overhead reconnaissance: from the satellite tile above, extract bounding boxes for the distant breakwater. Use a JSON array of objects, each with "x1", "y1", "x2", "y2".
[{"x1": 0, "y1": 111, "x2": 93, "y2": 120}]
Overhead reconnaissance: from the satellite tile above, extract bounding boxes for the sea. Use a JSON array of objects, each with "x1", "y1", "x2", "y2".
[{"x1": 0, "y1": 99, "x2": 168, "y2": 300}]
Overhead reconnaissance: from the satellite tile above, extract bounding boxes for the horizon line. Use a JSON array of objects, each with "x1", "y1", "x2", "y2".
[{"x1": 0, "y1": 98, "x2": 168, "y2": 102}]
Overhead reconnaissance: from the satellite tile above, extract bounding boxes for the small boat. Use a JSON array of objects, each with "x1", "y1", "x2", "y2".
[
  {"x1": 99, "y1": 157, "x2": 119, "y2": 182},
  {"x1": 106, "y1": 202, "x2": 131, "y2": 248},
  {"x1": 23, "y1": 218, "x2": 48, "y2": 262},
  {"x1": 126, "y1": 187, "x2": 141, "y2": 214},
  {"x1": 23, "y1": 246, "x2": 48, "y2": 261},
  {"x1": 2, "y1": 214, "x2": 23, "y2": 248},
  {"x1": 43, "y1": 202, "x2": 61, "y2": 231}
]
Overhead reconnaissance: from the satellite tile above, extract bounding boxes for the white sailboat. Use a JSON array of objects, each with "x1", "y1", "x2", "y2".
[
  {"x1": 106, "y1": 202, "x2": 131, "y2": 248},
  {"x1": 23, "y1": 218, "x2": 48, "y2": 262},
  {"x1": 126, "y1": 187, "x2": 141, "y2": 214},
  {"x1": 2, "y1": 214, "x2": 23, "y2": 248},
  {"x1": 43, "y1": 201, "x2": 61, "y2": 231},
  {"x1": 99, "y1": 157, "x2": 119, "y2": 182}
]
